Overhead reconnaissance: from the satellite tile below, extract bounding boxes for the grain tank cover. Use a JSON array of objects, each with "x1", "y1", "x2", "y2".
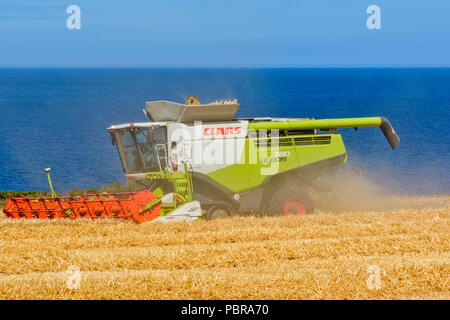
[{"x1": 145, "y1": 96, "x2": 239, "y2": 123}]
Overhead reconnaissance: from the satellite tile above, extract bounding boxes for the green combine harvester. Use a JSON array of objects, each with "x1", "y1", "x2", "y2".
[
  {"x1": 3, "y1": 94, "x2": 400, "y2": 222},
  {"x1": 106, "y1": 94, "x2": 400, "y2": 220}
]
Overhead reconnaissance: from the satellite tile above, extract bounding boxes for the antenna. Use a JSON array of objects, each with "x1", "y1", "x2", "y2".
[{"x1": 43, "y1": 168, "x2": 57, "y2": 198}]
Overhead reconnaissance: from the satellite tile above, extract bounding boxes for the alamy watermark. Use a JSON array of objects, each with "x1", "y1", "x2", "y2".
[
  {"x1": 66, "y1": 265, "x2": 81, "y2": 290},
  {"x1": 64, "y1": 5, "x2": 380, "y2": 31},
  {"x1": 367, "y1": 5, "x2": 381, "y2": 30},
  {"x1": 66, "y1": 5, "x2": 81, "y2": 30},
  {"x1": 64, "y1": 5, "x2": 379, "y2": 32},
  {"x1": 168, "y1": 121, "x2": 283, "y2": 175},
  {"x1": 366, "y1": 265, "x2": 382, "y2": 290}
]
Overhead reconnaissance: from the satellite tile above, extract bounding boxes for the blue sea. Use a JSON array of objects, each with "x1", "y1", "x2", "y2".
[{"x1": 0, "y1": 68, "x2": 449, "y2": 195}]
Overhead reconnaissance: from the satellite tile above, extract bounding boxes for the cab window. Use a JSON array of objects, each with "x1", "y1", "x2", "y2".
[{"x1": 115, "y1": 127, "x2": 167, "y2": 173}]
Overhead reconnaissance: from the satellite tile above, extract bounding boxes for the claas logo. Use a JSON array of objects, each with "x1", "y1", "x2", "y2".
[{"x1": 204, "y1": 127, "x2": 241, "y2": 136}]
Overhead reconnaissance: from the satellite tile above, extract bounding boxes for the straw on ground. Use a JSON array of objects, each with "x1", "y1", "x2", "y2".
[{"x1": 0, "y1": 195, "x2": 448, "y2": 299}]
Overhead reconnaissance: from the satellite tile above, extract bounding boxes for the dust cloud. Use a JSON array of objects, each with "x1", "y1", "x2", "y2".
[{"x1": 314, "y1": 167, "x2": 449, "y2": 213}]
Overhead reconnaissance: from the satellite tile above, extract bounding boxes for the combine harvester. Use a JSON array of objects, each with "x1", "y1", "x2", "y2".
[{"x1": 3, "y1": 95, "x2": 400, "y2": 222}]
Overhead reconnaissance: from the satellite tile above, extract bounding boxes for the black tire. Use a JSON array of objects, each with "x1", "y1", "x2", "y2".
[
  {"x1": 205, "y1": 205, "x2": 232, "y2": 220},
  {"x1": 267, "y1": 186, "x2": 314, "y2": 216}
]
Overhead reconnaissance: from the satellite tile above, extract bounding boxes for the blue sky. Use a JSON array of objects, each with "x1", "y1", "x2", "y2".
[{"x1": 0, "y1": 0, "x2": 449, "y2": 67}]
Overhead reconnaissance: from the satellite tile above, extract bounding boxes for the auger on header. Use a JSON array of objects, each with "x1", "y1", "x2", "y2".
[{"x1": 3, "y1": 161, "x2": 201, "y2": 223}]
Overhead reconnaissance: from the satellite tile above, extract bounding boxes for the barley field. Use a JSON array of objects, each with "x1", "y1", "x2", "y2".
[{"x1": 0, "y1": 195, "x2": 448, "y2": 300}]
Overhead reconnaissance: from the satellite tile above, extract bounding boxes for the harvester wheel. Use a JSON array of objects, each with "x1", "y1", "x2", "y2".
[
  {"x1": 205, "y1": 205, "x2": 231, "y2": 220},
  {"x1": 267, "y1": 187, "x2": 313, "y2": 216}
]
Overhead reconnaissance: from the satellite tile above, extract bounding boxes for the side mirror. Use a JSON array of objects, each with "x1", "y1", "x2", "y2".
[{"x1": 110, "y1": 132, "x2": 116, "y2": 145}]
